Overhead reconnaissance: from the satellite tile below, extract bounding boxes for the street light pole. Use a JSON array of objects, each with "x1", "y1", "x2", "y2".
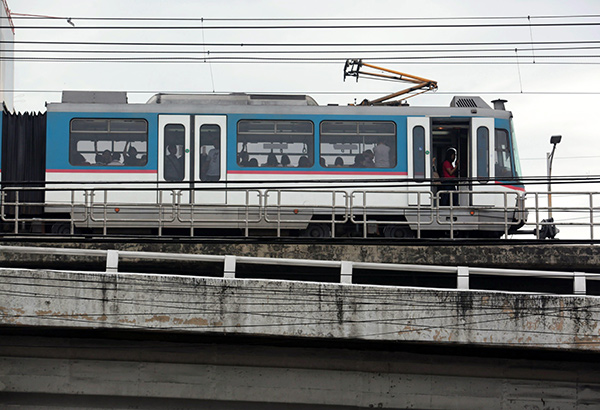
[{"x1": 547, "y1": 135, "x2": 562, "y2": 219}]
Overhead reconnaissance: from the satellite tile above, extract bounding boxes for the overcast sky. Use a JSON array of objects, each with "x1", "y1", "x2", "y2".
[{"x1": 6, "y1": 0, "x2": 600, "y2": 187}]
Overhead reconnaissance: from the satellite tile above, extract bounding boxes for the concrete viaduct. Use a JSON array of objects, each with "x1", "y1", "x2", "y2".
[{"x1": 1, "y1": 241, "x2": 600, "y2": 409}]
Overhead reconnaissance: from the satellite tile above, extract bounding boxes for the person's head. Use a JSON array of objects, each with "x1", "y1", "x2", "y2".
[
  {"x1": 167, "y1": 145, "x2": 177, "y2": 156},
  {"x1": 445, "y1": 148, "x2": 456, "y2": 162},
  {"x1": 266, "y1": 153, "x2": 279, "y2": 167},
  {"x1": 128, "y1": 146, "x2": 138, "y2": 157},
  {"x1": 101, "y1": 150, "x2": 112, "y2": 163},
  {"x1": 364, "y1": 149, "x2": 374, "y2": 160},
  {"x1": 298, "y1": 156, "x2": 310, "y2": 168},
  {"x1": 334, "y1": 156, "x2": 344, "y2": 167},
  {"x1": 112, "y1": 152, "x2": 121, "y2": 162},
  {"x1": 354, "y1": 153, "x2": 365, "y2": 166},
  {"x1": 280, "y1": 154, "x2": 290, "y2": 167},
  {"x1": 248, "y1": 158, "x2": 259, "y2": 167}
]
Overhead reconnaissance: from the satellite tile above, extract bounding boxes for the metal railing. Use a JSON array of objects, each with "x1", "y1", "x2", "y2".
[
  {"x1": 1, "y1": 244, "x2": 598, "y2": 296},
  {"x1": 0, "y1": 185, "x2": 599, "y2": 239}
]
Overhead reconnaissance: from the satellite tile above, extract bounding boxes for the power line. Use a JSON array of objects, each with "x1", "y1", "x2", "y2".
[
  {"x1": 6, "y1": 90, "x2": 600, "y2": 95},
  {"x1": 6, "y1": 14, "x2": 600, "y2": 22},
  {"x1": 6, "y1": 45, "x2": 600, "y2": 55},
  {"x1": 3, "y1": 40, "x2": 600, "y2": 48},
  {"x1": 3, "y1": 53, "x2": 599, "y2": 61},
  {"x1": 2, "y1": 22, "x2": 600, "y2": 30}
]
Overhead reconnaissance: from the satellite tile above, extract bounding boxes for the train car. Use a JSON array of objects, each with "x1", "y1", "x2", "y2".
[{"x1": 1, "y1": 91, "x2": 526, "y2": 238}]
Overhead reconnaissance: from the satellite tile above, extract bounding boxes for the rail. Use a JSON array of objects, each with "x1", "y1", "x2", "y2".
[
  {"x1": 1, "y1": 244, "x2": 598, "y2": 296},
  {"x1": 0, "y1": 185, "x2": 598, "y2": 239}
]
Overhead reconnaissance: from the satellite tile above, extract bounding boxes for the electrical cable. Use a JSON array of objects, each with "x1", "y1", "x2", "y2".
[
  {"x1": 7, "y1": 14, "x2": 600, "y2": 21},
  {"x1": 2, "y1": 22, "x2": 600, "y2": 30}
]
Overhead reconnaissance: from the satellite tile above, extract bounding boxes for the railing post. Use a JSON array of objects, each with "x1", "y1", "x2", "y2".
[
  {"x1": 340, "y1": 261, "x2": 353, "y2": 284},
  {"x1": 224, "y1": 255, "x2": 236, "y2": 279},
  {"x1": 106, "y1": 250, "x2": 119, "y2": 273},
  {"x1": 574, "y1": 272, "x2": 586, "y2": 295},
  {"x1": 457, "y1": 266, "x2": 469, "y2": 290}
]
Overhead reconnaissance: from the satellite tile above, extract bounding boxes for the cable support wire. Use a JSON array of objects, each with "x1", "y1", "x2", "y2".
[
  {"x1": 2, "y1": 22, "x2": 600, "y2": 30},
  {"x1": 6, "y1": 45, "x2": 600, "y2": 55},
  {"x1": 2, "y1": 55, "x2": 598, "y2": 63},
  {"x1": 8, "y1": 60, "x2": 600, "y2": 66},
  {"x1": 6, "y1": 14, "x2": 600, "y2": 21},
  {"x1": 2, "y1": 89, "x2": 600, "y2": 95},
  {"x1": 2, "y1": 40, "x2": 600, "y2": 48}
]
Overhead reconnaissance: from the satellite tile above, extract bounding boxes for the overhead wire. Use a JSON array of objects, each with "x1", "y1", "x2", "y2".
[
  {"x1": 2, "y1": 39, "x2": 600, "y2": 47},
  {"x1": 2, "y1": 22, "x2": 600, "y2": 30},
  {"x1": 6, "y1": 14, "x2": 600, "y2": 21}
]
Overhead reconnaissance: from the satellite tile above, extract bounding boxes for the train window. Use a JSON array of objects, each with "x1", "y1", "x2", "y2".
[
  {"x1": 237, "y1": 120, "x2": 314, "y2": 168},
  {"x1": 477, "y1": 126, "x2": 489, "y2": 179},
  {"x1": 319, "y1": 121, "x2": 396, "y2": 168},
  {"x1": 199, "y1": 124, "x2": 221, "y2": 181},
  {"x1": 69, "y1": 118, "x2": 148, "y2": 166},
  {"x1": 495, "y1": 129, "x2": 513, "y2": 178},
  {"x1": 412, "y1": 126, "x2": 425, "y2": 178},
  {"x1": 163, "y1": 124, "x2": 185, "y2": 181}
]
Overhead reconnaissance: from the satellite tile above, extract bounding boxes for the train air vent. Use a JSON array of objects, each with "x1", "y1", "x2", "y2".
[
  {"x1": 62, "y1": 91, "x2": 127, "y2": 104},
  {"x1": 450, "y1": 96, "x2": 491, "y2": 109}
]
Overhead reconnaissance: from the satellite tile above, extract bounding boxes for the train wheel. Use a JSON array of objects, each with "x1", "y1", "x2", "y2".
[
  {"x1": 50, "y1": 222, "x2": 72, "y2": 235},
  {"x1": 383, "y1": 224, "x2": 415, "y2": 238},
  {"x1": 301, "y1": 223, "x2": 332, "y2": 238}
]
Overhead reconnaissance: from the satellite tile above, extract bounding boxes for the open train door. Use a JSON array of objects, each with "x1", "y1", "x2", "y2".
[{"x1": 407, "y1": 117, "x2": 432, "y2": 206}]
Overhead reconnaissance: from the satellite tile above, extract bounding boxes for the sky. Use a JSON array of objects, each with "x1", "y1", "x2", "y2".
[{"x1": 5, "y1": 0, "x2": 600, "y2": 237}]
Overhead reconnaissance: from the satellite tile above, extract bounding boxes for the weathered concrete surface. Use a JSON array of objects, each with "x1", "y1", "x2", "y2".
[
  {"x1": 1, "y1": 334, "x2": 600, "y2": 409},
  {"x1": 1, "y1": 241, "x2": 599, "y2": 272},
  {"x1": 2, "y1": 267, "x2": 600, "y2": 351}
]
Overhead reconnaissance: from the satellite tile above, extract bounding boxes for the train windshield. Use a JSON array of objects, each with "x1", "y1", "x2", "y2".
[
  {"x1": 495, "y1": 126, "x2": 522, "y2": 179},
  {"x1": 510, "y1": 118, "x2": 522, "y2": 178}
]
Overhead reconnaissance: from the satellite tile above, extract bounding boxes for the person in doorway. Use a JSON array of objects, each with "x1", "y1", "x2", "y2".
[{"x1": 440, "y1": 148, "x2": 459, "y2": 206}]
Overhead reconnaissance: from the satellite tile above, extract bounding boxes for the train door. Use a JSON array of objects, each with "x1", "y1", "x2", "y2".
[
  {"x1": 431, "y1": 118, "x2": 470, "y2": 206},
  {"x1": 193, "y1": 115, "x2": 227, "y2": 205},
  {"x1": 470, "y1": 117, "x2": 497, "y2": 206},
  {"x1": 158, "y1": 115, "x2": 191, "y2": 205},
  {"x1": 407, "y1": 117, "x2": 431, "y2": 206}
]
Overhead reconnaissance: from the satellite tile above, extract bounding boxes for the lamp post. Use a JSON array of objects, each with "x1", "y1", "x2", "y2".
[{"x1": 546, "y1": 135, "x2": 562, "y2": 219}]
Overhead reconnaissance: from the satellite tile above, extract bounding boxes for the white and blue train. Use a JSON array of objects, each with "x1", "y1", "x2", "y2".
[{"x1": 0, "y1": 91, "x2": 526, "y2": 237}]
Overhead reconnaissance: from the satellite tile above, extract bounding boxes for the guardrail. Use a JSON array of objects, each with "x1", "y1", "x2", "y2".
[
  {"x1": 0, "y1": 185, "x2": 528, "y2": 238},
  {"x1": 1, "y1": 245, "x2": 598, "y2": 296},
  {"x1": 0, "y1": 185, "x2": 599, "y2": 239}
]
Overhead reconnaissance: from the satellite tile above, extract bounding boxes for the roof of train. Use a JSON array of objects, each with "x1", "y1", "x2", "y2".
[{"x1": 45, "y1": 91, "x2": 513, "y2": 120}]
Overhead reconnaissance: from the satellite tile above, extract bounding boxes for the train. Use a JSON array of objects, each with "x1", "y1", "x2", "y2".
[{"x1": 0, "y1": 90, "x2": 526, "y2": 238}]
